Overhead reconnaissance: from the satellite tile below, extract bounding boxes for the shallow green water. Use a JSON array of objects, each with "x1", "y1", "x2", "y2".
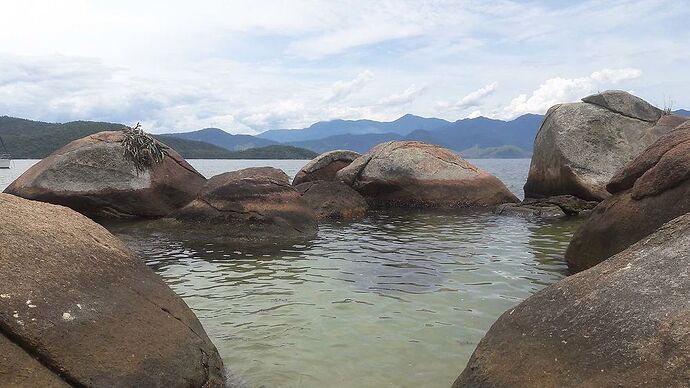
[{"x1": 112, "y1": 209, "x2": 580, "y2": 388}]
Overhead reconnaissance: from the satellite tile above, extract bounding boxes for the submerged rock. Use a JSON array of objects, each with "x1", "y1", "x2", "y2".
[
  {"x1": 495, "y1": 195, "x2": 598, "y2": 220},
  {"x1": 0, "y1": 193, "x2": 225, "y2": 386},
  {"x1": 169, "y1": 167, "x2": 318, "y2": 244},
  {"x1": 292, "y1": 150, "x2": 360, "y2": 185},
  {"x1": 494, "y1": 202, "x2": 566, "y2": 220},
  {"x1": 295, "y1": 180, "x2": 368, "y2": 220},
  {"x1": 336, "y1": 141, "x2": 518, "y2": 208},
  {"x1": 455, "y1": 212, "x2": 690, "y2": 387},
  {"x1": 4, "y1": 131, "x2": 205, "y2": 220},
  {"x1": 565, "y1": 119, "x2": 690, "y2": 272},
  {"x1": 523, "y1": 91, "x2": 681, "y2": 201}
]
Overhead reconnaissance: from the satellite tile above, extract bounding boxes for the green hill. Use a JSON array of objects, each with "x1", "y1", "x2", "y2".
[{"x1": 0, "y1": 116, "x2": 316, "y2": 159}]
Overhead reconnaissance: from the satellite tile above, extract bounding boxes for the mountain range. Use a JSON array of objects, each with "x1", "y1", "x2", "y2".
[{"x1": 168, "y1": 113, "x2": 547, "y2": 158}]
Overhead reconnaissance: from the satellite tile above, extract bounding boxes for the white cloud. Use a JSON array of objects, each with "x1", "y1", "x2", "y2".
[
  {"x1": 378, "y1": 84, "x2": 426, "y2": 106},
  {"x1": 501, "y1": 68, "x2": 643, "y2": 119},
  {"x1": 325, "y1": 71, "x2": 374, "y2": 102},
  {"x1": 439, "y1": 82, "x2": 498, "y2": 110},
  {"x1": 466, "y1": 110, "x2": 482, "y2": 119}
]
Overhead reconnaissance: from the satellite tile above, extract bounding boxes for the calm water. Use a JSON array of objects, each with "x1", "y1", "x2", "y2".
[{"x1": 1, "y1": 159, "x2": 581, "y2": 388}]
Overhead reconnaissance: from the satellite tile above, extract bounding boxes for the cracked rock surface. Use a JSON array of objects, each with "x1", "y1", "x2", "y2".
[
  {"x1": 336, "y1": 141, "x2": 518, "y2": 208},
  {"x1": 0, "y1": 193, "x2": 226, "y2": 387},
  {"x1": 455, "y1": 212, "x2": 690, "y2": 387},
  {"x1": 524, "y1": 90, "x2": 683, "y2": 201},
  {"x1": 566, "y1": 119, "x2": 690, "y2": 272},
  {"x1": 169, "y1": 167, "x2": 318, "y2": 245},
  {"x1": 4, "y1": 131, "x2": 206, "y2": 220}
]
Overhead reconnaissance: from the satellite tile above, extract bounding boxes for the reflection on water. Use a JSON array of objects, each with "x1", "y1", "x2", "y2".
[
  {"x1": 110, "y1": 209, "x2": 581, "y2": 388},
  {"x1": 3, "y1": 158, "x2": 579, "y2": 387}
]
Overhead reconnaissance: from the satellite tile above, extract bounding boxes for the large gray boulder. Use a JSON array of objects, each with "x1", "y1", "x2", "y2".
[
  {"x1": 523, "y1": 91, "x2": 680, "y2": 201},
  {"x1": 169, "y1": 167, "x2": 318, "y2": 245},
  {"x1": 4, "y1": 131, "x2": 206, "y2": 220},
  {"x1": 565, "y1": 118, "x2": 690, "y2": 272},
  {"x1": 0, "y1": 193, "x2": 225, "y2": 386},
  {"x1": 455, "y1": 212, "x2": 690, "y2": 387},
  {"x1": 336, "y1": 141, "x2": 518, "y2": 208},
  {"x1": 292, "y1": 150, "x2": 360, "y2": 185}
]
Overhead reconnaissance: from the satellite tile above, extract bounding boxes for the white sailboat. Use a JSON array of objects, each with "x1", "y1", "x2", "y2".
[{"x1": 0, "y1": 136, "x2": 10, "y2": 169}]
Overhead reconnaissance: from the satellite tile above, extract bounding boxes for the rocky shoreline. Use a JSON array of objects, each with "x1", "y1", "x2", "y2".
[{"x1": 2, "y1": 90, "x2": 689, "y2": 386}]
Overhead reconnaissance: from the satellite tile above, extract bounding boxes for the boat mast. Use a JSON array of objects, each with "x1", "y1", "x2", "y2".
[{"x1": 0, "y1": 136, "x2": 7, "y2": 154}]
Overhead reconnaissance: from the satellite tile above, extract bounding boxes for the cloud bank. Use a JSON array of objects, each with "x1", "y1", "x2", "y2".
[{"x1": 0, "y1": 1, "x2": 688, "y2": 133}]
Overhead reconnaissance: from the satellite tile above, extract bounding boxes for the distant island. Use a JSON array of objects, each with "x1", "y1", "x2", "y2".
[{"x1": 2, "y1": 109, "x2": 689, "y2": 159}]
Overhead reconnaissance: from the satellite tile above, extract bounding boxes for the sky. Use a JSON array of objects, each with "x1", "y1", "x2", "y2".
[{"x1": 1, "y1": 0, "x2": 688, "y2": 134}]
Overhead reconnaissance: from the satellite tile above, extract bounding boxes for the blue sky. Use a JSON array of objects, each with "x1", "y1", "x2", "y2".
[{"x1": 1, "y1": 0, "x2": 688, "y2": 134}]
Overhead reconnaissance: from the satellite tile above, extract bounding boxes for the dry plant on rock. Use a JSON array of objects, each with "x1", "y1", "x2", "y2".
[{"x1": 121, "y1": 122, "x2": 168, "y2": 173}]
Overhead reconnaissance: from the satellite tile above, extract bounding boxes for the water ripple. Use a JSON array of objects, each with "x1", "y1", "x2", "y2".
[{"x1": 110, "y1": 208, "x2": 581, "y2": 388}]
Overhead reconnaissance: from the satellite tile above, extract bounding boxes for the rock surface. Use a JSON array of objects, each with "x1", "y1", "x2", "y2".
[
  {"x1": 0, "y1": 193, "x2": 225, "y2": 386},
  {"x1": 295, "y1": 181, "x2": 368, "y2": 220},
  {"x1": 4, "y1": 131, "x2": 206, "y2": 220},
  {"x1": 292, "y1": 150, "x2": 360, "y2": 185},
  {"x1": 565, "y1": 119, "x2": 690, "y2": 271},
  {"x1": 170, "y1": 167, "x2": 318, "y2": 244},
  {"x1": 336, "y1": 141, "x2": 518, "y2": 208},
  {"x1": 523, "y1": 91, "x2": 679, "y2": 201},
  {"x1": 455, "y1": 212, "x2": 690, "y2": 387}
]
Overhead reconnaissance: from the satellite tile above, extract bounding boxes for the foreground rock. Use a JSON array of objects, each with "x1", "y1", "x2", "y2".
[
  {"x1": 169, "y1": 167, "x2": 317, "y2": 244},
  {"x1": 4, "y1": 131, "x2": 206, "y2": 220},
  {"x1": 0, "y1": 193, "x2": 225, "y2": 386},
  {"x1": 495, "y1": 195, "x2": 598, "y2": 220},
  {"x1": 565, "y1": 119, "x2": 690, "y2": 271},
  {"x1": 455, "y1": 213, "x2": 690, "y2": 387},
  {"x1": 524, "y1": 90, "x2": 684, "y2": 201},
  {"x1": 295, "y1": 181, "x2": 368, "y2": 220},
  {"x1": 292, "y1": 150, "x2": 360, "y2": 185},
  {"x1": 336, "y1": 141, "x2": 518, "y2": 208}
]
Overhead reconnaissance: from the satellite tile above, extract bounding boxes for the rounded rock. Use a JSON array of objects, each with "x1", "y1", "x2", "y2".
[
  {"x1": 0, "y1": 193, "x2": 225, "y2": 386},
  {"x1": 170, "y1": 167, "x2": 318, "y2": 245},
  {"x1": 336, "y1": 141, "x2": 518, "y2": 208},
  {"x1": 4, "y1": 131, "x2": 206, "y2": 220}
]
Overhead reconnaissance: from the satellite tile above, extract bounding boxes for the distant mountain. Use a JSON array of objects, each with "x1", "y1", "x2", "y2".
[
  {"x1": 673, "y1": 109, "x2": 690, "y2": 117},
  {"x1": 221, "y1": 145, "x2": 317, "y2": 159},
  {"x1": 257, "y1": 114, "x2": 450, "y2": 142},
  {"x1": 0, "y1": 116, "x2": 237, "y2": 159},
  {"x1": 287, "y1": 132, "x2": 403, "y2": 153},
  {"x1": 280, "y1": 113, "x2": 544, "y2": 157},
  {"x1": 404, "y1": 114, "x2": 544, "y2": 152},
  {"x1": 162, "y1": 127, "x2": 278, "y2": 151}
]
